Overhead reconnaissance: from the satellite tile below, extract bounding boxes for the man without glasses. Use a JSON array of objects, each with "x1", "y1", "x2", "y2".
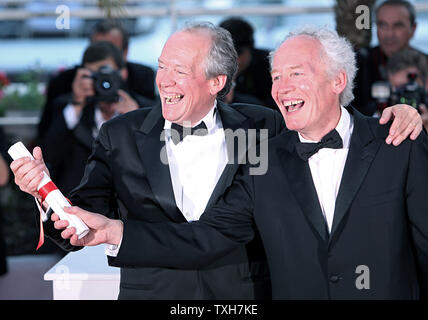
[{"x1": 11, "y1": 24, "x2": 425, "y2": 300}]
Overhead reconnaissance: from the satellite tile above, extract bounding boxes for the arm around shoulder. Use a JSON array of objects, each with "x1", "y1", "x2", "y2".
[{"x1": 110, "y1": 164, "x2": 257, "y2": 269}]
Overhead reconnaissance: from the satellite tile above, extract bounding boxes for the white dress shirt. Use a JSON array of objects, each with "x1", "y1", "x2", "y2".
[
  {"x1": 106, "y1": 101, "x2": 228, "y2": 256},
  {"x1": 298, "y1": 106, "x2": 354, "y2": 233},
  {"x1": 164, "y1": 101, "x2": 228, "y2": 221},
  {"x1": 43, "y1": 101, "x2": 227, "y2": 256},
  {"x1": 63, "y1": 103, "x2": 119, "y2": 138}
]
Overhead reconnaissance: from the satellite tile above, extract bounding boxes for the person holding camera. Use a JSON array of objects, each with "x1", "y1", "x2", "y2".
[
  {"x1": 37, "y1": 19, "x2": 156, "y2": 146},
  {"x1": 386, "y1": 48, "x2": 428, "y2": 131},
  {"x1": 219, "y1": 17, "x2": 275, "y2": 109},
  {"x1": 353, "y1": 0, "x2": 428, "y2": 116},
  {"x1": 41, "y1": 41, "x2": 146, "y2": 196}
]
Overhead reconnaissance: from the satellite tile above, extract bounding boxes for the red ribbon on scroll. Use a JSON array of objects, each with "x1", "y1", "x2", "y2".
[
  {"x1": 35, "y1": 181, "x2": 72, "y2": 250},
  {"x1": 36, "y1": 214, "x2": 44, "y2": 251},
  {"x1": 39, "y1": 181, "x2": 58, "y2": 202},
  {"x1": 36, "y1": 182, "x2": 57, "y2": 250}
]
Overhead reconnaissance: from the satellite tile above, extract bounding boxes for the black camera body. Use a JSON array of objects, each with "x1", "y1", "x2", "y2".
[
  {"x1": 86, "y1": 65, "x2": 123, "y2": 103},
  {"x1": 390, "y1": 73, "x2": 426, "y2": 109},
  {"x1": 372, "y1": 73, "x2": 427, "y2": 114}
]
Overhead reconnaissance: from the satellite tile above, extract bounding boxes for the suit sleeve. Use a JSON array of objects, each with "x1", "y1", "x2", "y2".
[
  {"x1": 42, "y1": 124, "x2": 116, "y2": 251},
  {"x1": 406, "y1": 132, "x2": 428, "y2": 298},
  {"x1": 110, "y1": 163, "x2": 257, "y2": 269},
  {"x1": 68, "y1": 124, "x2": 115, "y2": 217}
]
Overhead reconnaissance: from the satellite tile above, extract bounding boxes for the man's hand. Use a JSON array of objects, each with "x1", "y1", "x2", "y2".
[
  {"x1": 10, "y1": 146, "x2": 49, "y2": 201},
  {"x1": 379, "y1": 104, "x2": 422, "y2": 145},
  {"x1": 71, "y1": 68, "x2": 94, "y2": 113},
  {"x1": 53, "y1": 206, "x2": 123, "y2": 247},
  {"x1": 112, "y1": 89, "x2": 139, "y2": 114}
]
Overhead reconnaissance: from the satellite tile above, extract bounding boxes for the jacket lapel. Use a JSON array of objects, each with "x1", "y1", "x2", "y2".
[
  {"x1": 329, "y1": 107, "x2": 382, "y2": 242},
  {"x1": 278, "y1": 132, "x2": 329, "y2": 242},
  {"x1": 206, "y1": 101, "x2": 253, "y2": 208},
  {"x1": 134, "y1": 104, "x2": 185, "y2": 222}
]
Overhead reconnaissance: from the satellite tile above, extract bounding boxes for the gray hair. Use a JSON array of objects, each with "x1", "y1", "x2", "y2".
[
  {"x1": 269, "y1": 25, "x2": 357, "y2": 107},
  {"x1": 180, "y1": 21, "x2": 238, "y2": 98}
]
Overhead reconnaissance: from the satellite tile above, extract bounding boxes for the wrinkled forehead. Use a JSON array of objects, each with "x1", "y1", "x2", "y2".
[
  {"x1": 161, "y1": 30, "x2": 211, "y2": 63},
  {"x1": 376, "y1": 4, "x2": 412, "y2": 23},
  {"x1": 166, "y1": 30, "x2": 211, "y2": 50},
  {"x1": 272, "y1": 35, "x2": 324, "y2": 68}
]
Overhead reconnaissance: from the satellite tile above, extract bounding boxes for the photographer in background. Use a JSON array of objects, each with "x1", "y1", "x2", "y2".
[
  {"x1": 219, "y1": 17, "x2": 275, "y2": 109},
  {"x1": 353, "y1": 0, "x2": 427, "y2": 116},
  {"x1": 37, "y1": 19, "x2": 156, "y2": 145},
  {"x1": 41, "y1": 41, "x2": 146, "y2": 195},
  {"x1": 386, "y1": 48, "x2": 428, "y2": 131}
]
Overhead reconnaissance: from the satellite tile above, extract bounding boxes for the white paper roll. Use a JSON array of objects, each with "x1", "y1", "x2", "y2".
[{"x1": 8, "y1": 141, "x2": 89, "y2": 239}]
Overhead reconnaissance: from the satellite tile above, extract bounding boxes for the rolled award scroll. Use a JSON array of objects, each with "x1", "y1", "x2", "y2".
[{"x1": 8, "y1": 141, "x2": 89, "y2": 239}]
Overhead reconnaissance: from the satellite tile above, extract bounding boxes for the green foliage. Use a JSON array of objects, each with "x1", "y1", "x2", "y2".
[
  {"x1": 0, "y1": 70, "x2": 45, "y2": 115},
  {"x1": 97, "y1": 0, "x2": 127, "y2": 18}
]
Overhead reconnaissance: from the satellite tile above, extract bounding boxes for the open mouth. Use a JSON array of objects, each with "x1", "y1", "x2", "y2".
[
  {"x1": 164, "y1": 94, "x2": 184, "y2": 105},
  {"x1": 283, "y1": 99, "x2": 305, "y2": 113}
]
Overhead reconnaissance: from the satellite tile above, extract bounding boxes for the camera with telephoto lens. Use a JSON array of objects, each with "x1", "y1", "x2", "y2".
[
  {"x1": 86, "y1": 65, "x2": 123, "y2": 103},
  {"x1": 389, "y1": 73, "x2": 426, "y2": 110},
  {"x1": 372, "y1": 73, "x2": 427, "y2": 113}
]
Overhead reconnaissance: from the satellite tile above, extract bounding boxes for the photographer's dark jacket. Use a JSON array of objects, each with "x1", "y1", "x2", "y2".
[
  {"x1": 42, "y1": 100, "x2": 100, "y2": 195},
  {"x1": 37, "y1": 62, "x2": 156, "y2": 144},
  {"x1": 42, "y1": 89, "x2": 152, "y2": 195}
]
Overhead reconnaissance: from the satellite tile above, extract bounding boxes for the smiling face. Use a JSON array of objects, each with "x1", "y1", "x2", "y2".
[
  {"x1": 271, "y1": 35, "x2": 345, "y2": 141},
  {"x1": 376, "y1": 4, "x2": 416, "y2": 57},
  {"x1": 156, "y1": 30, "x2": 222, "y2": 126}
]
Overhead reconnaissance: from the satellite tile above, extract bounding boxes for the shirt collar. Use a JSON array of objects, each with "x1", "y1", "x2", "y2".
[
  {"x1": 164, "y1": 100, "x2": 218, "y2": 131},
  {"x1": 298, "y1": 106, "x2": 353, "y2": 148}
]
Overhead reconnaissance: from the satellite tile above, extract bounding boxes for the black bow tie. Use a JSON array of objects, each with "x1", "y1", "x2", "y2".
[
  {"x1": 170, "y1": 121, "x2": 208, "y2": 145},
  {"x1": 295, "y1": 129, "x2": 343, "y2": 161}
]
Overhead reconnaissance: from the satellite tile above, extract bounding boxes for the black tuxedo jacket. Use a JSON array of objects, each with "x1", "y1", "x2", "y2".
[
  {"x1": 43, "y1": 101, "x2": 285, "y2": 299},
  {"x1": 113, "y1": 107, "x2": 428, "y2": 299}
]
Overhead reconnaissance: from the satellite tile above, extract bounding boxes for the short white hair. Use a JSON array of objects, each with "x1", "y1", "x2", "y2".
[
  {"x1": 269, "y1": 25, "x2": 357, "y2": 107},
  {"x1": 179, "y1": 21, "x2": 237, "y2": 99}
]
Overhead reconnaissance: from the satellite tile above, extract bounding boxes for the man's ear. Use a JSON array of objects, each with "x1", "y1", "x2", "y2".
[
  {"x1": 332, "y1": 69, "x2": 347, "y2": 95},
  {"x1": 209, "y1": 74, "x2": 227, "y2": 95}
]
